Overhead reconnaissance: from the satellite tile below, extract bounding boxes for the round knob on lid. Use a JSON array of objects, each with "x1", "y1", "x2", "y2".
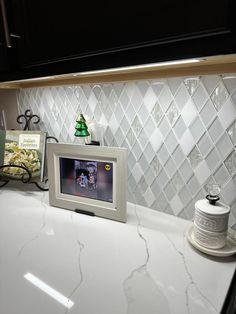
[{"x1": 205, "y1": 184, "x2": 221, "y2": 205}]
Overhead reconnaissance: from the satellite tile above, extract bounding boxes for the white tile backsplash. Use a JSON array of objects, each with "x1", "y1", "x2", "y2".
[{"x1": 17, "y1": 74, "x2": 236, "y2": 227}]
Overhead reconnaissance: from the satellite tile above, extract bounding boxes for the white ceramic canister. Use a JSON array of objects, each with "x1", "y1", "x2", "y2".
[
  {"x1": 193, "y1": 189, "x2": 230, "y2": 249},
  {"x1": 193, "y1": 222, "x2": 228, "y2": 249},
  {"x1": 194, "y1": 198, "x2": 230, "y2": 233}
]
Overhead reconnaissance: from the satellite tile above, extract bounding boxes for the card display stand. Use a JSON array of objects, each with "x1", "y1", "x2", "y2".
[{"x1": 0, "y1": 109, "x2": 58, "y2": 191}]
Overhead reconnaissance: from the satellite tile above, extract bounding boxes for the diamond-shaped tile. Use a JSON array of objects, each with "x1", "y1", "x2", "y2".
[
  {"x1": 127, "y1": 128, "x2": 136, "y2": 147},
  {"x1": 224, "y1": 150, "x2": 236, "y2": 175},
  {"x1": 192, "y1": 82, "x2": 209, "y2": 111},
  {"x1": 130, "y1": 88, "x2": 143, "y2": 111},
  {"x1": 150, "y1": 178, "x2": 161, "y2": 197},
  {"x1": 171, "y1": 146, "x2": 184, "y2": 169},
  {"x1": 144, "y1": 116, "x2": 156, "y2": 137},
  {"x1": 119, "y1": 116, "x2": 130, "y2": 134},
  {"x1": 119, "y1": 90, "x2": 130, "y2": 110},
  {"x1": 179, "y1": 159, "x2": 194, "y2": 183},
  {"x1": 227, "y1": 121, "x2": 236, "y2": 146},
  {"x1": 205, "y1": 148, "x2": 221, "y2": 172},
  {"x1": 94, "y1": 102, "x2": 102, "y2": 121},
  {"x1": 210, "y1": 81, "x2": 229, "y2": 111},
  {"x1": 201, "y1": 75, "x2": 220, "y2": 95},
  {"x1": 165, "y1": 130, "x2": 178, "y2": 154},
  {"x1": 114, "y1": 83, "x2": 124, "y2": 98},
  {"x1": 114, "y1": 102, "x2": 125, "y2": 122},
  {"x1": 173, "y1": 116, "x2": 187, "y2": 140},
  {"x1": 159, "y1": 116, "x2": 171, "y2": 139},
  {"x1": 114, "y1": 128, "x2": 125, "y2": 147},
  {"x1": 174, "y1": 83, "x2": 190, "y2": 110},
  {"x1": 133, "y1": 140, "x2": 143, "y2": 161},
  {"x1": 216, "y1": 132, "x2": 233, "y2": 160},
  {"x1": 180, "y1": 201, "x2": 195, "y2": 220},
  {"x1": 158, "y1": 85, "x2": 173, "y2": 112},
  {"x1": 194, "y1": 160, "x2": 211, "y2": 185},
  {"x1": 132, "y1": 116, "x2": 142, "y2": 136},
  {"x1": 179, "y1": 129, "x2": 195, "y2": 155},
  {"x1": 167, "y1": 77, "x2": 182, "y2": 96},
  {"x1": 143, "y1": 86, "x2": 157, "y2": 112},
  {"x1": 197, "y1": 133, "x2": 212, "y2": 157},
  {"x1": 138, "y1": 128, "x2": 149, "y2": 150},
  {"x1": 151, "y1": 81, "x2": 165, "y2": 97},
  {"x1": 156, "y1": 168, "x2": 169, "y2": 188},
  {"x1": 190, "y1": 116, "x2": 205, "y2": 142},
  {"x1": 145, "y1": 166, "x2": 156, "y2": 186},
  {"x1": 172, "y1": 171, "x2": 184, "y2": 192},
  {"x1": 221, "y1": 179, "x2": 236, "y2": 205},
  {"x1": 143, "y1": 143, "x2": 155, "y2": 164},
  {"x1": 132, "y1": 163, "x2": 143, "y2": 183},
  {"x1": 213, "y1": 164, "x2": 231, "y2": 188},
  {"x1": 137, "y1": 103, "x2": 149, "y2": 124},
  {"x1": 166, "y1": 101, "x2": 179, "y2": 126},
  {"x1": 208, "y1": 117, "x2": 224, "y2": 143},
  {"x1": 151, "y1": 101, "x2": 163, "y2": 125},
  {"x1": 102, "y1": 84, "x2": 112, "y2": 98},
  {"x1": 150, "y1": 155, "x2": 162, "y2": 176},
  {"x1": 125, "y1": 103, "x2": 136, "y2": 124},
  {"x1": 181, "y1": 98, "x2": 197, "y2": 127},
  {"x1": 218, "y1": 98, "x2": 236, "y2": 129},
  {"x1": 188, "y1": 146, "x2": 203, "y2": 169},
  {"x1": 179, "y1": 186, "x2": 192, "y2": 207},
  {"x1": 199, "y1": 99, "x2": 216, "y2": 128},
  {"x1": 137, "y1": 81, "x2": 150, "y2": 96},
  {"x1": 108, "y1": 90, "x2": 119, "y2": 108},
  {"x1": 128, "y1": 151, "x2": 136, "y2": 169},
  {"x1": 184, "y1": 77, "x2": 200, "y2": 96},
  {"x1": 170, "y1": 194, "x2": 184, "y2": 216},
  {"x1": 158, "y1": 144, "x2": 169, "y2": 166},
  {"x1": 149, "y1": 128, "x2": 163, "y2": 152},
  {"x1": 222, "y1": 75, "x2": 236, "y2": 95},
  {"x1": 187, "y1": 175, "x2": 200, "y2": 197},
  {"x1": 164, "y1": 181, "x2": 175, "y2": 201},
  {"x1": 156, "y1": 191, "x2": 169, "y2": 210},
  {"x1": 139, "y1": 175, "x2": 148, "y2": 194},
  {"x1": 139, "y1": 154, "x2": 149, "y2": 173},
  {"x1": 165, "y1": 157, "x2": 176, "y2": 178},
  {"x1": 144, "y1": 187, "x2": 156, "y2": 207}
]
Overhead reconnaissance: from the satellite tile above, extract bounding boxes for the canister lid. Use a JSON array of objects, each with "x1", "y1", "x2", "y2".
[{"x1": 195, "y1": 199, "x2": 230, "y2": 215}]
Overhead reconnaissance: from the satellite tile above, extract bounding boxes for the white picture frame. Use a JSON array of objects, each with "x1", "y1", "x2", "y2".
[{"x1": 47, "y1": 143, "x2": 127, "y2": 222}]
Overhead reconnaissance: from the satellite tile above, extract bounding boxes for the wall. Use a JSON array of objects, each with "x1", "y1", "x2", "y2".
[
  {"x1": 17, "y1": 75, "x2": 236, "y2": 228},
  {"x1": 0, "y1": 90, "x2": 19, "y2": 129}
]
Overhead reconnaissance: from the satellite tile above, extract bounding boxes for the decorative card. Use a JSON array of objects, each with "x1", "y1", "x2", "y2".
[{"x1": 0, "y1": 130, "x2": 47, "y2": 182}]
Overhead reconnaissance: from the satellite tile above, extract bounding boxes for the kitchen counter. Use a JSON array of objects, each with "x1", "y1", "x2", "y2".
[{"x1": 0, "y1": 185, "x2": 235, "y2": 314}]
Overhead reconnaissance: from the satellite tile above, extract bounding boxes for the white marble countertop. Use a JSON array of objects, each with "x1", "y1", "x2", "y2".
[{"x1": 0, "y1": 185, "x2": 235, "y2": 314}]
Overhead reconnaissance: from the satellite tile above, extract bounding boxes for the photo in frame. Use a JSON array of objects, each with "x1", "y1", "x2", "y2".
[{"x1": 47, "y1": 143, "x2": 127, "y2": 222}]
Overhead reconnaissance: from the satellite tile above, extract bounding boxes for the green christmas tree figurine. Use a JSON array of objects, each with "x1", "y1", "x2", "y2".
[{"x1": 74, "y1": 114, "x2": 90, "y2": 137}]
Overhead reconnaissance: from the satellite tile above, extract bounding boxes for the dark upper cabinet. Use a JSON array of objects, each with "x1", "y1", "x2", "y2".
[
  {"x1": 0, "y1": 0, "x2": 10, "y2": 72},
  {"x1": 0, "y1": 33, "x2": 9, "y2": 73},
  {"x1": 1, "y1": 0, "x2": 236, "y2": 80}
]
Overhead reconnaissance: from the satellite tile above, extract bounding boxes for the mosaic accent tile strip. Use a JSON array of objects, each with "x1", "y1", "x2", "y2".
[{"x1": 17, "y1": 74, "x2": 236, "y2": 228}]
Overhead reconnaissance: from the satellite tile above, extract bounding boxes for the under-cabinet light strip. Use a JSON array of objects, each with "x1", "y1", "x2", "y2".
[{"x1": 72, "y1": 58, "x2": 202, "y2": 76}]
